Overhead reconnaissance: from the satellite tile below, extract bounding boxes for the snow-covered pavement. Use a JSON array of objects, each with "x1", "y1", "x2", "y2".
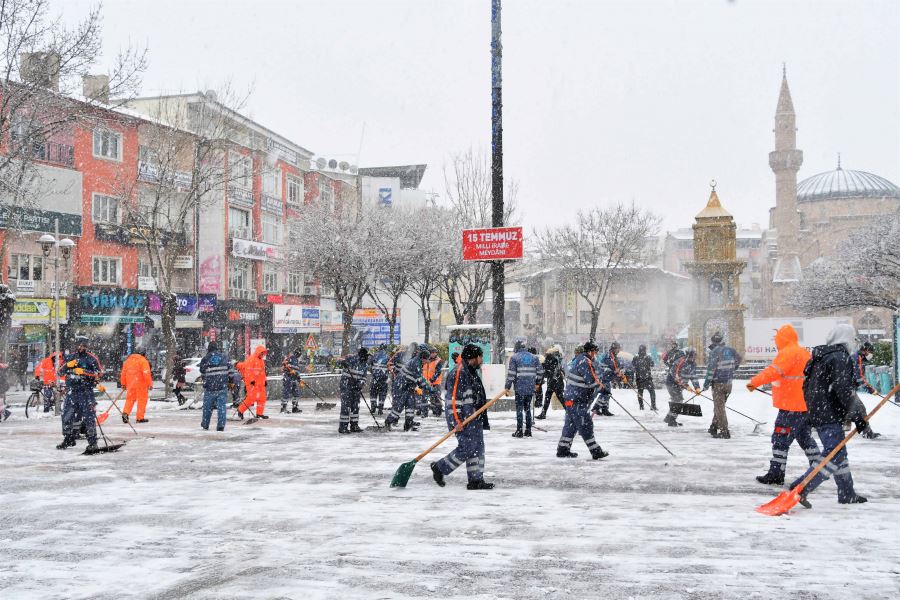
[{"x1": 2, "y1": 388, "x2": 898, "y2": 599}]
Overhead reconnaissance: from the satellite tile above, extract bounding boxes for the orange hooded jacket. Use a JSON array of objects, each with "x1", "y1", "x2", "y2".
[
  {"x1": 237, "y1": 346, "x2": 268, "y2": 388},
  {"x1": 120, "y1": 353, "x2": 152, "y2": 390},
  {"x1": 35, "y1": 356, "x2": 59, "y2": 385},
  {"x1": 749, "y1": 325, "x2": 810, "y2": 412}
]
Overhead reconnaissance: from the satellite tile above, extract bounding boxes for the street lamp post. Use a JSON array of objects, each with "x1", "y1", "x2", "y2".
[{"x1": 38, "y1": 218, "x2": 74, "y2": 415}]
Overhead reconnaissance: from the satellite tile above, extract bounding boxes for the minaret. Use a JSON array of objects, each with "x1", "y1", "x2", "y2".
[{"x1": 769, "y1": 65, "x2": 803, "y2": 283}]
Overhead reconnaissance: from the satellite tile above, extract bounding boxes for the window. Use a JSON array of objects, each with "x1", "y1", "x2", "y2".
[
  {"x1": 288, "y1": 272, "x2": 303, "y2": 295},
  {"x1": 8, "y1": 254, "x2": 42, "y2": 281},
  {"x1": 228, "y1": 207, "x2": 251, "y2": 238},
  {"x1": 287, "y1": 177, "x2": 303, "y2": 206},
  {"x1": 319, "y1": 176, "x2": 333, "y2": 208},
  {"x1": 261, "y1": 213, "x2": 282, "y2": 245},
  {"x1": 263, "y1": 167, "x2": 282, "y2": 198},
  {"x1": 92, "y1": 194, "x2": 119, "y2": 224},
  {"x1": 230, "y1": 152, "x2": 252, "y2": 189},
  {"x1": 138, "y1": 145, "x2": 159, "y2": 164},
  {"x1": 263, "y1": 264, "x2": 279, "y2": 293},
  {"x1": 229, "y1": 258, "x2": 251, "y2": 291},
  {"x1": 138, "y1": 260, "x2": 158, "y2": 279},
  {"x1": 92, "y1": 257, "x2": 120, "y2": 285},
  {"x1": 93, "y1": 129, "x2": 121, "y2": 160}
]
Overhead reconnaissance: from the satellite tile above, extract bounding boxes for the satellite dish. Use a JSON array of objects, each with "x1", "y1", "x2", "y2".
[
  {"x1": 315, "y1": 157, "x2": 326, "y2": 169},
  {"x1": 328, "y1": 159, "x2": 338, "y2": 169},
  {"x1": 349, "y1": 165, "x2": 358, "y2": 174},
  {"x1": 339, "y1": 161, "x2": 349, "y2": 171}
]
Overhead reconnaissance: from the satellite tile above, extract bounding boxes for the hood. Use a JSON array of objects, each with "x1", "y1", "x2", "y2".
[
  {"x1": 811, "y1": 343, "x2": 849, "y2": 362},
  {"x1": 825, "y1": 324, "x2": 857, "y2": 354},
  {"x1": 773, "y1": 325, "x2": 798, "y2": 350},
  {"x1": 252, "y1": 346, "x2": 268, "y2": 359}
]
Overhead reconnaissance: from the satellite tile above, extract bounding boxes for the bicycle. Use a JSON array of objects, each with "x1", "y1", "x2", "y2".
[{"x1": 25, "y1": 383, "x2": 65, "y2": 418}]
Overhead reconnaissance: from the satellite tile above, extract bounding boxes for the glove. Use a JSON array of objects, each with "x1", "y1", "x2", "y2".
[
  {"x1": 746, "y1": 383, "x2": 756, "y2": 392},
  {"x1": 300, "y1": 381, "x2": 306, "y2": 388},
  {"x1": 622, "y1": 376, "x2": 629, "y2": 386},
  {"x1": 74, "y1": 368, "x2": 84, "y2": 375},
  {"x1": 66, "y1": 360, "x2": 78, "y2": 368},
  {"x1": 97, "y1": 385, "x2": 106, "y2": 393},
  {"x1": 481, "y1": 411, "x2": 490, "y2": 430},
  {"x1": 854, "y1": 417, "x2": 868, "y2": 433},
  {"x1": 693, "y1": 387, "x2": 702, "y2": 395}
]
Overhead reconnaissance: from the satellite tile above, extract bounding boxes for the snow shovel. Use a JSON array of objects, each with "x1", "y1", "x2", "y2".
[
  {"x1": 101, "y1": 389, "x2": 139, "y2": 435},
  {"x1": 681, "y1": 383, "x2": 766, "y2": 433},
  {"x1": 96, "y1": 389, "x2": 124, "y2": 425},
  {"x1": 84, "y1": 406, "x2": 126, "y2": 454},
  {"x1": 756, "y1": 383, "x2": 900, "y2": 516},
  {"x1": 390, "y1": 389, "x2": 507, "y2": 488},
  {"x1": 360, "y1": 392, "x2": 385, "y2": 431}
]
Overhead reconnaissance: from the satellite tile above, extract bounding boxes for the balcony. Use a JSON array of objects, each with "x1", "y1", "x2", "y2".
[
  {"x1": 14, "y1": 140, "x2": 75, "y2": 168},
  {"x1": 228, "y1": 288, "x2": 257, "y2": 302}
]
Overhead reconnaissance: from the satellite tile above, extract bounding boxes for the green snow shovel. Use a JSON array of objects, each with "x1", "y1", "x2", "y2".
[{"x1": 390, "y1": 389, "x2": 507, "y2": 488}]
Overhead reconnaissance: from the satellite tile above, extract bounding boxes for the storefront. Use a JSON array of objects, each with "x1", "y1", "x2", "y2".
[
  {"x1": 146, "y1": 293, "x2": 216, "y2": 360},
  {"x1": 204, "y1": 300, "x2": 263, "y2": 359},
  {"x1": 8, "y1": 298, "x2": 69, "y2": 376},
  {"x1": 71, "y1": 288, "x2": 148, "y2": 372}
]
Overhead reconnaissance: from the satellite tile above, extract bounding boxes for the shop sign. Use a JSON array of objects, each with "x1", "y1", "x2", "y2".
[
  {"x1": 261, "y1": 193, "x2": 283, "y2": 214},
  {"x1": 266, "y1": 294, "x2": 283, "y2": 304},
  {"x1": 320, "y1": 309, "x2": 344, "y2": 332},
  {"x1": 352, "y1": 308, "x2": 400, "y2": 346},
  {"x1": 12, "y1": 298, "x2": 67, "y2": 324},
  {"x1": 232, "y1": 238, "x2": 278, "y2": 262},
  {"x1": 273, "y1": 304, "x2": 320, "y2": 333},
  {"x1": 173, "y1": 255, "x2": 193, "y2": 269},
  {"x1": 16, "y1": 279, "x2": 35, "y2": 294},
  {"x1": 138, "y1": 276, "x2": 157, "y2": 291},
  {"x1": 78, "y1": 289, "x2": 146, "y2": 324},
  {"x1": 0, "y1": 205, "x2": 82, "y2": 236},
  {"x1": 228, "y1": 309, "x2": 259, "y2": 322}
]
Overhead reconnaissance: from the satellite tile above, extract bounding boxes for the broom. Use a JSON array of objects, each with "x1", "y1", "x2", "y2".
[{"x1": 390, "y1": 389, "x2": 507, "y2": 488}]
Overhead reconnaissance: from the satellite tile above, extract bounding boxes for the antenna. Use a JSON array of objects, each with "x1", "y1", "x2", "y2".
[
  {"x1": 349, "y1": 165, "x2": 358, "y2": 174},
  {"x1": 315, "y1": 157, "x2": 326, "y2": 170},
  {"x1": 339, "y1": 161, "x2": 349, "y2": 171},
  {"x1": 328, "y1": 159, "x2": 338, "y2": 169}
]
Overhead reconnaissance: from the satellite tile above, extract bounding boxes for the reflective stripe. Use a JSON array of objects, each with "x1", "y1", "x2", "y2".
[{"x1": 783, "y1": 375, "x2": 805, "y2": 380}]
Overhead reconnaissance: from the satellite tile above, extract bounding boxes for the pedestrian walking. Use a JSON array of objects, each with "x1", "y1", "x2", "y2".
[
  {"x1": 702, "y1": 332, "x2": 741, "y2": 438},
  {"x1": 198, "y1": 342, "x2": 235, "y2": 432},
  {"x1": 632, "y1": 344, "x2": 656, "y2": 411}
]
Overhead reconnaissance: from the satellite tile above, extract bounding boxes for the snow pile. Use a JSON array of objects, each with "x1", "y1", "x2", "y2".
[{"x1": 1, "y1": 388, "x2": 898, "y2": 599}]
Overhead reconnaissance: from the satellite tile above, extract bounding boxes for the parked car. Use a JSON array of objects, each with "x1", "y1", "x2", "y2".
[{"x1": 164, "y1": 357, "x2": 203, "y2": 386}]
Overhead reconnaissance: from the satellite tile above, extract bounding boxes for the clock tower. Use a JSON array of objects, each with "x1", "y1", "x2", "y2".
[{"x1": 685, "y1": 182, "x2": 746, "y2": 363}]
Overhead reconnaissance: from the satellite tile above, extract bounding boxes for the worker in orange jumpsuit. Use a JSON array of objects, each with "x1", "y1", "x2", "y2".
[
  {"x1": 34, "y1": 353, "x2": 60, "y2": 412},
  {"x1": 121, "y1": 350, "x2": 153, "y2": 423},
  {"x1": 237, "y1": 345, "x2": 269, "y2": 420},
  {"x1": 747, "y1": 324, "x2": 821, "y2": 485}
]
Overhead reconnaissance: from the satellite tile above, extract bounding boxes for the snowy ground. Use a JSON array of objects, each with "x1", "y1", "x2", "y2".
[{"x1": 2, "y1": 386, "x2": 899, "y2": 599}]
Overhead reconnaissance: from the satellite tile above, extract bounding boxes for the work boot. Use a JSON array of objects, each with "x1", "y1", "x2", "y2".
[
  {"x1": 292, "y1": 404, "x2": 302, "y2": 414},
  {"x1": 467, "y1": 480, "x2": 495, "y2": 490},
  {"x1": 430, "y1": 462, "x2": 445, "y2": 487},
  {"x1": 600, "y1": 409, "x2": 614, "y2": 417},
  {"x1": 556, "y1": 448, "x2": 578, "y2": 458},
  {"x1": 512, "y1": 429, "x2": 523, "y2": 438},
  {"x1": 664, "y1": 415, "x2": 682, "y2": 427},
  {"x1": 216, "y1": 426, "x2": 225, "y2": 432},
  {"x1": 524, "y1": 428, "x2": 532, "y2": 437},
  {"x1": 708, "y1": 424, "x2": 718, "y2": 436},
  {"x1": 237, "y1": 411, "x2": 244, "y2": 421},
  {"x1": 338, "y1": 424, "x2": 350, "y2": 434},
  {"x1": 376, "y1": 407, "x2": 384, "y2": 416},
  {"x1": 591, "y1": 448, "x2": 609, "y2": 460},
  {"x1": 280, "y1": 404, "x2": 287, "y2": 414},
  {"x1": 403, "y1": 420, "x2": 419, "y2": 432},
  {"x1": 349, "y1": 423, "x2": 363, "y2": 433},
  {"x1": 713, "y1": 429, "x2": 730, "y2": 439},
  {"x1": 535, "y1": 411, "x2": 547, "y2": 420},
  {"x1": 121, "y1": 414, "x2": 129, "y2": 424},
  {"x1": 755, "y1": 471, "x2": 785, "y2": 486},
  {"x1": 257, "y1": 414, "x2": 269, "y2": 419},
  {"x1": 136, "y1": 419, "x2": 149, "y2": 423},
  {"x1": 839, "y1": 494, "x2": 868, "y2": 504},
  {"x1": 650, "y1": 403, "x2": 658, "y2": 411},
  {"x1": 56, "y1": 434, "x2": 76, "y2": 450},
  {"x1": 83, "y1": 443, "x2": 100, "y2": 455},
  {"x1": 789, "y1": 484, "x2": 812, "y2": 508}
]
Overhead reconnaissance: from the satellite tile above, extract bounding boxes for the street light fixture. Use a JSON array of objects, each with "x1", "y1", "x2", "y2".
[{"x1": 35, "y1": 223, "x2": 75, "y2": 415}]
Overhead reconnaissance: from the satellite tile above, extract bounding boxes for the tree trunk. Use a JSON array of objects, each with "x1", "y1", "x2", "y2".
[
  {"x1": 161, "y1": 292, "x2": 178, "y2": 398},
  {"x1": 589, "y1": 309, "x2": 599, "y2": 342},
  {"x1": 423, "y1": 315, "x2": 432, "y2": 344},
  {"x1": 341, "y1": 309, "x2": 353, "y2": 357}
]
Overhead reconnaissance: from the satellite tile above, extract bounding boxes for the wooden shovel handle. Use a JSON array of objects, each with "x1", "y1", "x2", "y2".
[
  {"x1": 415, "y1": 389, "x2": 508, "y2": 463},
  {"x1": 797, "y1": 383, "x2": 900, "y2": 491}
]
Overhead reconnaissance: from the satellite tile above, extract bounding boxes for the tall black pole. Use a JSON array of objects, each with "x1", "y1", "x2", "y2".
[{"x1": 491, "y1": 0, "x2": 505, "y2": 364}]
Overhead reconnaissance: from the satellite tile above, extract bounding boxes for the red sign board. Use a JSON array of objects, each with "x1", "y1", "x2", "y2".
[{"x1": 462, "y1": 227, "x2": 524, "y2": 261}]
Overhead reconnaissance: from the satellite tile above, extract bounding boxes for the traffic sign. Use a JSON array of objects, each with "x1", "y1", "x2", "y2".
[
  {"x1": 462, "y1": 227, "x2": 523, "y2": 261},
  {"x1": 304, "y1": 333, "x2": 319, "y2": 351}
]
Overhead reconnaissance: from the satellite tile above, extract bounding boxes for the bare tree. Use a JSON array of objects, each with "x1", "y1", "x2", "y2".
[
  {"x1": 535, "y1": 202, "x2": 661, "y2": 341},
  {"x1": 406, "y1": 206, "x2": 453, "y2": 343},
  {"x1": 289, "y1": 190, "x2": 376, "y2": 356},
  {"x1": 442, "y1": 147, "x2": 518, "y2": 324},
  {"x1": 0, "y1": 0, "x2": 144, "y2": 354},
  {"x1": 366, "y1": 207, "x2": 413, "y2": 346},
  {"x1": 791, "y1": 215, "x2": 900, "y2": 313},
  {"x1": 112, "y1": 90, "x2": 242, "y2": 395}
]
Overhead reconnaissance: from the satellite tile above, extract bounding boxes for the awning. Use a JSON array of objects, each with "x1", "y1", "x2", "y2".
[{"x1": 147, "y1": 315, "x2": 204, "y2": 329}]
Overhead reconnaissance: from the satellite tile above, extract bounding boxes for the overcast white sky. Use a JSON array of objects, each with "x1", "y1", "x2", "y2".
[{"x1": 56, "y1": 0, "x2": 899, "y2": 232}]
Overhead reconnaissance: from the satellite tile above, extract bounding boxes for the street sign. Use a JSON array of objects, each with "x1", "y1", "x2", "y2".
[
  {"x1": 305, "y1": 333, "x2": 319, "y2": 351},
  {"x1": 462, "y1": 227, "x2": 523, "y2": 261}
]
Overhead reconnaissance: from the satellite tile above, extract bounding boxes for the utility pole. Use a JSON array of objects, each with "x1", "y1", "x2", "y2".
[{"x1": 490, "y1": 0, "x2": 505, "y2": 364}]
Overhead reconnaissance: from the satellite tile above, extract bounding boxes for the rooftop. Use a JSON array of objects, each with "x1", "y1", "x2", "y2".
[{"x1": 797, "y1": 163, "x2": 900, "y2": 203}]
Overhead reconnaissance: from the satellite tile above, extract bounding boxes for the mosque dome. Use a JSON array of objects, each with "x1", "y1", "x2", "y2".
[{"x1": 797, "y1": 161, "x2": 900, "y2": 203}]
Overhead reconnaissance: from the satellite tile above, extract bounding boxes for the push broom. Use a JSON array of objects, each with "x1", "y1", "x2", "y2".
[{"x1": 756, "y1": 383, "x2": 900, "y2": 516}]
